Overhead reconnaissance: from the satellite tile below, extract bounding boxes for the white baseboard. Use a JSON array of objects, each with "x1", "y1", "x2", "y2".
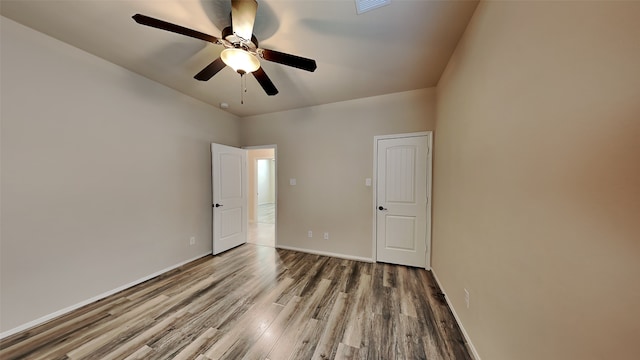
[
  {"x1": 430, "y1": 270, "x2": 482, "y2": 360},
  {"x1": 276, "y1": 245, "x2": 374, "y2": 263},
  {"x1": 0, "y1": 252, "x2": 211, "y2": 340}
]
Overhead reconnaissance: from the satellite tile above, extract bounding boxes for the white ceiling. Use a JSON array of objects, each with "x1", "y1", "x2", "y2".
[{"x1": 1, "y1": 0, "x2": 478, "y2": 117}]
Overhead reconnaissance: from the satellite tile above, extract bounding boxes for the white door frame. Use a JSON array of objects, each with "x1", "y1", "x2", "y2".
[
  {"x1": 372, "y1": 132, "x2": 433, "y2": 269},
  {"x1": 244, "y1": 145, "x2": 278, "y2": 247}
]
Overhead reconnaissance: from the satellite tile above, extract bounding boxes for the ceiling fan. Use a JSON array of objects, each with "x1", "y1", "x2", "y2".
[{"x1": 132, "y1": 0, "x2": 317, "y2": 97}]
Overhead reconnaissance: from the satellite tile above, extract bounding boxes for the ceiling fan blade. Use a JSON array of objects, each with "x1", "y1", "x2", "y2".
[
  {"x1": 252, "y1": 67, "x2": 278, "y2": 96},
  {"x1": 132, "y1": 14, "x2": 219, "y2": 44},
  {"x1": 260, "y1": 49, "x2": 317, "y2": 72},
  {"x1": 194, "y1": 58, "x2": 227, "y2": 81},
  {"x1": 231, "y1": 0, "x2": 258, "y2": 41}
]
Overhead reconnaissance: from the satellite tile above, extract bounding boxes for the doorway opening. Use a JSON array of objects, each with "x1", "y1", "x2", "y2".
[{"x1": 246, "y1": 146, "x2": 276, "y2": 247}]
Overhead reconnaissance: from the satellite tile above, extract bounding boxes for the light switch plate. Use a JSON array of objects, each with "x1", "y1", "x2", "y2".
[
  {"x1": 365, "y1": 178, "x2": 372, "y2": 186},
  {"x1": 289, "y1": 178, "x2": 297, "y2": 186}
]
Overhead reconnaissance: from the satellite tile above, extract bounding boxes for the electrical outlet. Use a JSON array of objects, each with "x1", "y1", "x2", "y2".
[
  {"x1": 308, "y1": 230, "x2": 313, "y2": 238},
  {"x1": 189, "y1": 236, "x2": 196, "y2": 246},
  {"x1": 464, "y1": 288, "x2": 470, "y2": 308},
  {"x1": 323, "y1": 232, "x2": 329, "y2": 240}
]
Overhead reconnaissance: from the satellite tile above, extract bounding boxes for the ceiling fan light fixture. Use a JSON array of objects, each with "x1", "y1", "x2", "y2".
[{"x1": 221, "y1": 48, "x2": 260, "y2": 74}]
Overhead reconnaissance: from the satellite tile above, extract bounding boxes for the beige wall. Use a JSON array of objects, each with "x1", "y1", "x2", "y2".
[
  {"x1": 247, "y1": 148, "x2": 275, "y2": 222},
  {"x1": 433, "y1": 1, "x2": 640, "y2": 359},
  {"x1": 0, "y1": 17, "x2": 240, "y2": 333},
  {"x1": 241, "y1": 88, "x2": 435, "y2": 259}
]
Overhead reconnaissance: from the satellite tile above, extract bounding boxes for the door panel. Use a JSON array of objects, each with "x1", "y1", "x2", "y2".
[
  {"x1": 212, "y1": 143, "x2": 247, "y2": 255},
  {"x1": 386, "y1": 146, "x2": 416, "y2": 203},
  {"x1": 376, "y1": 135, "x2": 430, "y2": 268},
  {"x1": 385, "y1": 215, "x2": 417, "y2": 250},
  {"x1": 220, "y1": 153, "x2": 243, "y2": 199},
  {"x1": 220, "y1": 208, "x2": 242, "y2": 238}
]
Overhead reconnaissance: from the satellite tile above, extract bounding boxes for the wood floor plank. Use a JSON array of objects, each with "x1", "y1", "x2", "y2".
[
  {"x1": 286, "y1": 318, "x2": 324, "y2": 360},
  {"x1": 65, "y1": 294, "x2": 170, "y2": 359},
  {"x1": 99, "y1": 308, "x2": 191, "y2": 360},
  {"x1": 241, "y1": 296, "x2": 302, "y2": 360},
  {"x1": 311, "y1": 269, "x2": 347, "y2": 320},
  {"x1": 312, "y1": 292, "x2": 350, "y2": 360},
  {"x1": 397, "y1": 265, "x2": 418, "y2": 318},
  {"x1": 204, "y1": 277, "x2": 292, "y2": 359},
  {"x1": 335, "y1": 342, "x2": 359, "y2": 360},
  {"x1": 122, "y1": 344, "x2": 153, "y2": 360},
  {"x1": 418, "y1": 270, "x2": 473, "y2": 360},
  {"x1": 0, "y1": 306, "x2": 115, "y2": 360},
  {"x1": 405, "y1": 266, "x2": 452, "y2": 360},
  {"x1": 383, "y1": 263, "x2": 398, "y2": 288},
  {"x1": 399, "y1": 313, "x2": 427, "y2": 360},
  {"x1": 0, "y1": 245, "x2": 472, "y2": 360},
  {"x1": 341, "y1": 272, "x2": 372, "y2": 349},
  {"x1": 266, "y1": 279, "x2": 332, "y2": 360},
  {"x1": 172, "y1": 327, "x2": 217, "y2": 360},
  {"x1": 343, "y1": 262, "x2": 361, "y2": 294}
]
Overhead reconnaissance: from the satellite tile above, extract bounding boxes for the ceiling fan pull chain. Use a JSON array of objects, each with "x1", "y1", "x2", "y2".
[
  {"x1": 240, "y1": 73, "x2": 245, "y2": 104},
  {"x1": 244, "y1": 73, "x2": 248, "y2": 94}
]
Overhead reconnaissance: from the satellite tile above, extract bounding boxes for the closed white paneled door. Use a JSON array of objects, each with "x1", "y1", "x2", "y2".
[
  {"x1": 212, "y1": 143, "x2": 248, "y2": 255},
  {"x1": 376, "y1": 134, "x2": 431, "y2": 268}
]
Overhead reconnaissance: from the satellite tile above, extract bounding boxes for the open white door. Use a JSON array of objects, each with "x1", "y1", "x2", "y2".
[
  {"x1": 212, "y1": 143, "x2": 248, "y2": 255},
  {"x1": 375, "y1": 133, "x2": 431, "y2": 268}
]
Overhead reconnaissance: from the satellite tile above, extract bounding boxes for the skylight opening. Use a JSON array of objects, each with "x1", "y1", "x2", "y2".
[{"x1": 355, "y1": 0, "x2": 391, "y2": 14}]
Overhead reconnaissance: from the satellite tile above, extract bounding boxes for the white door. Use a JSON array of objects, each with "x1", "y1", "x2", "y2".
[
  {"x1": 212, "y1": 143, "x2": 248, "y2": 255},
  {"x1": 375, "y1": 134, "x2": 431, "y2": 268}
]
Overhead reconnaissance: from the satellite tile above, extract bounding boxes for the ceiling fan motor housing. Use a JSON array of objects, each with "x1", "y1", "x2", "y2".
[{"x1": 222, "y1": 26, "x2": 259, "y2": 51}]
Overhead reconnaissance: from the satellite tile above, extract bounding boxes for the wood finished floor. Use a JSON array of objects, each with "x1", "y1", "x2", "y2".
[
  {"x1": 248, "y1": 203, "x2": 275, "y2": 247},
  {"x1": 247, "y1": 222, "x2": 275, "y2": 248},
  {"x1": 0, "y1": 245, "x2": 472, "y2": 360},
  {"x1": 257, "y1": 203, "x2": 275, "y2": 225}
]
